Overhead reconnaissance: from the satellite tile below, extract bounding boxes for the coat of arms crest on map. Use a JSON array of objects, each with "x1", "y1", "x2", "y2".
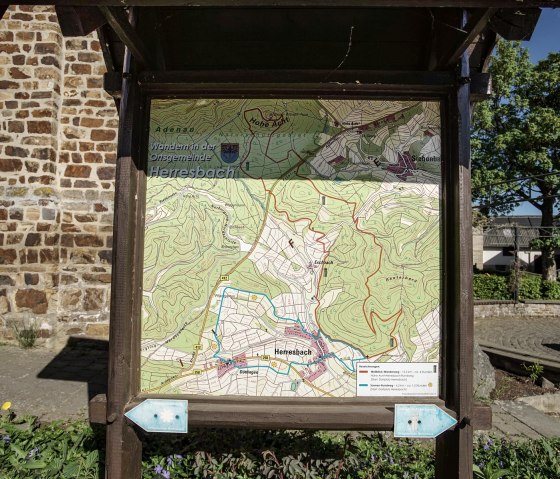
[{"x1": 220, "y1": 143, "x2": 240, "y2": 164}]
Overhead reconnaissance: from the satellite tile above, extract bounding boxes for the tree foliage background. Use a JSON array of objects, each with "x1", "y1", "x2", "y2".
[{"x1": 471, "y1": 41, "x2": 560, "y2": 280}]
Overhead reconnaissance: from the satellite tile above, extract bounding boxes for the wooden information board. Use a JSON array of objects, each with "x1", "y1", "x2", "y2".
[
  {"x1": 98, "y1": 75, "x2": 490, "y2": 478},
  {"x1": 77, "y1": 3, "x2": 547, "y2": 477}
]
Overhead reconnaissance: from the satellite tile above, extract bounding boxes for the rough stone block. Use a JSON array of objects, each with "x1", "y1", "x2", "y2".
[
  {"x1": 39, "y1": 248, "x2": 58, "y2": 263},
  {"x1": 12, "y1": 12, "x2": 33, "y2": 21},
  {"x1": 9, "y1": 209, "x2": 23, "y2": 221},
  {"x1": 91, "y1": 129, "x2": 116, "y2": 141},
  {"x1": 83, "y1": 273, "x2": 112, "y2": 284},
  {"x1": 74, "y1": 180, "x2": 97, "y2": 188},
  {"x1": 33, "y1": 187, "x2": 56, "y2": 197},
  {"x1": 0, "y1": 32, "x2": 14, "y2": 42},
  {"x1": 86, "y1": 323, "x2": 109, "y2": 337},
  {"x1": 0, "y1": 275, "x2": 15, "y2": 286},
  {"x1": 9, "y1": 67, "x2": 30, "y2": 79},
  {"x1": 15, "y1": 288, "x2": 48, "y2": 314},
  {"x1": 7, "y1": 121, "x2": 24, "y2": 133},
  {"x1": 34, "y1": 42, "x2": 58, "y2": 55},
  {"x1": 61, "y1": 288, "x2": 81, "y2": 308},
  {"x1": 0, "y1": 159, "x2": 23, "y2": 172},
  {"x1": 7, "y1": 233, "x2": 23, "y2": 245},
  {"x1": 84, "y1": 288, "x2": 104, "y2": 311},
  {"x1": 25, "y1": 161, "x2": 40, "y2": 173},
  {"x1": 25, "y1": 233, "x2": 41, "y2": 246},
  {"x1": 74, "y1": 214, "x2": 96, "y2": 223},
  {"x1": 40, "y1": 55, "x2": 60, "y2": 67},
  {"x1": 93, "y1": 203, "x2": 108, "y2": 212},
  {"x1": 97, "y1": 166, "x2": 115, "y2": 180},
  {"x1": 28, "y1": 121, "x2": 52, "y2": 134},
  {"x1": 41, "y1": 208, "x2": 56, "y2": 220},
  {"x1": 83, "y1": 152, "x2": 102, "y2": 163},
  {"x1": 64, "y1": 164, "x2": 91, "y2": 178},
  {"x1": 70, "y1": 249, "x2": 96, "y2": 263},
  {"x1": 0, "y1": 249, "x2": 17, "y2": 264},
  {"x1": 65, "y1": 39, "x2": 87, "y2": 50},
  {"x1": 84, "y1": 99, "x2": 106, "y2": 108},
  {"x1": 60, "y1": 274, "x2": 78, "y2": 285},
  {"x1": 24, "y1": 273, "x2": 39, "y2": 285},
  {"x1": 44, "y1": 234, "x2": 59, "y2": 246},
  {"x1": 12, "y1": 55, "x2": 25, "y2": 66},
  {"x1": 0, "y1": 295, "x2": 10, "y2": 315},
  {"x1": 5, "y1": 146, "x2": 28, "y2": 158},
  {"x1": 98, "y1": 250, "x2": 112, "y2": 263},
  {"x1": 71, "y1": 63, "x2": 91, "y2": 75},
  {"x1": 0, "y1": 44, "x2": 20, "y2": 54}
]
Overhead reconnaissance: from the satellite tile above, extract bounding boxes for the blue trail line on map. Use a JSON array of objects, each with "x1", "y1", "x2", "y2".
[{"x1": 211, "y1": 286, "x2": 367, "y2": 377}]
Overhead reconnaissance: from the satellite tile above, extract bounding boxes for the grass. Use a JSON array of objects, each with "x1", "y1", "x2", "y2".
[
  {"x1": 1, "y1": 412, "x2": 559, "y2": 479},
  {"x1": 13, "y1": 324, "x2": 39, "y2": 349}
]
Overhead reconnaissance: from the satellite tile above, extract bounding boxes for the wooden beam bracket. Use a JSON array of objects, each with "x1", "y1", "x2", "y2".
[
  {"x1": 98, "y1": 6, "x2": 155, "y2": 69},
  {"x1": 435, "y1": 8, "x2": 498, "y2": 70}
]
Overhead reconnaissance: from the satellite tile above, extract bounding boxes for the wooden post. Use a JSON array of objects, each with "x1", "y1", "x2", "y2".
[
  {"x1": 435, "y1": 26, "x2": 474, "y2": 479},
  {"x1": 105, "y1": 12, "x2": 144, "y2": 477}
]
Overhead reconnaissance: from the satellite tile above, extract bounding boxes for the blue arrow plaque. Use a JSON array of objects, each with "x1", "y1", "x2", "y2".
[
  {"x1": 394, "y1": 404, "x2": 457, "y2": 438},
  {"x1": 125, "y1": 399, "x2": 188, "y2": 434}
]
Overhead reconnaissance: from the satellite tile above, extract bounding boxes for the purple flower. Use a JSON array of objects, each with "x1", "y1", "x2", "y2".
[
  {"x1": 166, "y1": 456, "x2": 173, "y2": 466},
  {"x1": 154, "y1": 465, "x2": 164, "y2": 474},
  {"x1": 1, "y1": 435, "x2": 10, "y2": 443},
  {"x1": 162, "y1": 470, "x2": 170, "y2": 479},
  {"x1": 174, "y1": 454, "x2": 183, "y2": 460}
]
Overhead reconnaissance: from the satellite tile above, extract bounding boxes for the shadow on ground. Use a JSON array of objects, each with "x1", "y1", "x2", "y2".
[
  {"x1": 544, "y1": 343, "x2": 560, "y2": 353},
  {"x1": 37, "y1": 336, "x2": 108, "y2": 402}
]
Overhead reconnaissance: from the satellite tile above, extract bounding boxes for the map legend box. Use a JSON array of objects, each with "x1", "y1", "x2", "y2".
[{"x1": 356, "y1": 362, "x2": 439, "y2": 397}]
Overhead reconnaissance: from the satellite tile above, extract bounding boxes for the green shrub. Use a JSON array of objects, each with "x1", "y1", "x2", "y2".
[
  {"x1": 473, "y1": 274, "x2": 511, "y2": 300},
  {"x1": 0, "y1": 414, "x2": 103, "y2": 479},
  {"x1": 474, "y1": 436, "x2": 560, "y2": 479},
  {"x1": 2, "y1": 413, "x2": 560, "y2": 479},
  {"x1": 518, "y1": 274, "x2": 543, "y2": 300},
  {"x1": 474, "y1": 273, "x2": 560, "y2": 301},
  {"x1": 542, "y1": 280, "x2": 560, "y2": 300}
]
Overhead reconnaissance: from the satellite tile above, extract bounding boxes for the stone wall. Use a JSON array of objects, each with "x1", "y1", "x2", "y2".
[
  {"x1": 0, "y1": 5, "x2": 117, "y2": 347},
  {"x1": 475, "y1": 300, "x2": 560, "y2": 319},
  {"x1": 472, "y1": 226, "x2": 483, "y2": 271}
]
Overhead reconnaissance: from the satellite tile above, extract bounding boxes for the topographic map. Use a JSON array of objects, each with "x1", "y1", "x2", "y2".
[{"x1": 141, "y1": 99, "x2": 441, "y2": 397}]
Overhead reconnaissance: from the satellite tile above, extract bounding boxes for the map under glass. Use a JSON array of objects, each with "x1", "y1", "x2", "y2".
[{"x1": 141, "y1": 99, "x2": 441, "y2": 397}]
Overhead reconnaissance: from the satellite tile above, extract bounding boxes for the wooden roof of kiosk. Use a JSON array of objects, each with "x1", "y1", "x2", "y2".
[
  {"x1": 1, "y1": 1, "x2": 556, "y2": 99},
  {"x1": 1, "y1": 2, "x2": 557, "y2": 479}
]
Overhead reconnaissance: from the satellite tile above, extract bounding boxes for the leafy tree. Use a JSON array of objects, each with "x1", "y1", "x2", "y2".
[{"x1": 471, "y1": 41, "x2": 560, "y2": 281}]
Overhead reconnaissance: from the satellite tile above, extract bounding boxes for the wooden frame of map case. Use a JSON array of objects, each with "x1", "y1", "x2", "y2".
[{"x1": 101, "y1": 68, "x2": 488, "y2": 478}]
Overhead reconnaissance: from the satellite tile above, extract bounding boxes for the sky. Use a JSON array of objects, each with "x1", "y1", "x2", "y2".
[
  {"x1": 509, "y1": 7, "x2": 560, "y2": 216},
  {"x1": 527, "y1": 8, "x2": 560, "y2": 63}
]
